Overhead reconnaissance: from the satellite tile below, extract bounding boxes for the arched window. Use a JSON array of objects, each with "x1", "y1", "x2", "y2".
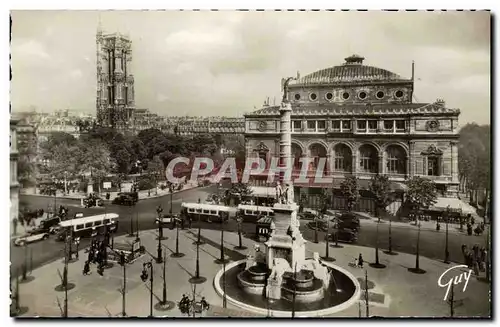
[
  {"x1": 291, "y1": 143, "x2": 303, "y2": 170},
  {"x1": 359, "y1": 144, "x2": 378, "y2": 173},
  {"x1": 334, "y1": 144, "x2": 352, "y2": 172},
  {"x1": 309, "y1": 143, "x2": 328, "y2": 171},
  {"x1": 386, "y1": 145, "x2": 406, "y2": 174}
]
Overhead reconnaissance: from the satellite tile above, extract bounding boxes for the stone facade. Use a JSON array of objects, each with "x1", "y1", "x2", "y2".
[
  {"x1": 96, "y1": 26, "x2": 135, "y2": 129},
  {"x1": 244, "y1": 55, "x2": 460, "y2": 198}
]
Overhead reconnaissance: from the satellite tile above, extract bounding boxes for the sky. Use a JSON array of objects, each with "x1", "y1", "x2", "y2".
[{"x1": 10, "y1": 10, "x2": 491, "y2": 125}]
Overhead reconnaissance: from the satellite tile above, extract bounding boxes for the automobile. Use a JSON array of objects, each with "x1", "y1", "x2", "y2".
[
  {"x1": 112, "y1": 192, "x2": 138, "y2": 206},
  {"x1": 156, "y1": 214, "x2": 176, "y2": 229},
  {"x1": 83, "y1": 194, "x2": 105, "y2": 208},
  {"x1": 329, "y1": 228, "x2": 358, "y2": 243},
  {"x1": 337, "y1": 212, "x2": 361, "y2": 230},
  {"x1": 38, "y1": 216, "x2": 62, "y2": 232},
  {"x1": 14, "y1": 230, "x2": 50, "y2": 246}
]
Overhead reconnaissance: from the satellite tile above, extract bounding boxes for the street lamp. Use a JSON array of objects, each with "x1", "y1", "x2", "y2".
[
  {"x1": 408, "y1": 216, "x2": 426, "y2": 274},
  {"x1": 321, "y1": 216, "x2": 335, "y2": 262},
  {"x1": 193, "y1": 212, "x2": 204, "y2": 246},
  {"x1": 444, "y1": 206, "x2": 451, "y2": 264},
  {"x1": 171, "y1": 216, "x2": 185, "y2": 258},
  {"x1": 140, "y1": 261, "x2": 154, "y2": 317},
  {"x1": 155, "y1": 251, "x2": 175, "y2": 312},
  {"x1": 188, "y1": 236, "x2": 207, "y2": 284},
  {"x1": 215, "y1": 216, "x2": 230, "y2": 265}
]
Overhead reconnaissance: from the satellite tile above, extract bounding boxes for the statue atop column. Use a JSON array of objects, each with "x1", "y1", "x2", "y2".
[{"x1": 281, "y1": 77, "x2": 295, "y2": 103}]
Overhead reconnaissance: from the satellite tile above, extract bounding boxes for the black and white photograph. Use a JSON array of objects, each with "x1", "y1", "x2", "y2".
[{"x1": 7, "y1": 9, "x2": 492, "y2": 318}]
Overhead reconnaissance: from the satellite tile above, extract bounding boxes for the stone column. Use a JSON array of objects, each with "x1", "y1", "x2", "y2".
[
  {"x1": 352, "y1": 152, "x2": 358, "y2": 176},
  {"x1": 451, "y1": 140, "x2": 459, "y2": 182},
  {"x1": 409, "y1": 141, "x2": 415, "y2": 176},
  {"x1": 378, "y1": 154, "x2": 384, "y2": 175}
]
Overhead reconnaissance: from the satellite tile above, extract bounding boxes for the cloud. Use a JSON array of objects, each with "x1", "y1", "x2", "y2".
[
  {"x1": 12, "y1": 39, "x2": 50, "y2": 60},
  {"x1": 9, "y1": 11, "x2": 491, "y2": 125}
]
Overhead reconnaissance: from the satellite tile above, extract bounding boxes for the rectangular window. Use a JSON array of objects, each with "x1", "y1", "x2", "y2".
[
  {"x1": 317, "y1": 120, "x2": 326, "y2": 130},
  {"x1": 84, "y1": 222, "x2": 93, "y2": 228},
  {"x1": 76, "y1": 224, "x2": 84, "y2": 230},
  {"x1": 368, "y1": 120, "x2": 378, "y2": 132},
  {"x1": 293, "y1": 120, "x2": 301, "y2": 131},
  {"x1": 427, "y1": 157, "x2": 440, "y2": 176},
  {"x1": 307, "y1": 120, "x2": 316, "y2": 130},
  {"x1": 103, "y1": 219, "x2": 110, "y2": 225},
  {"x1": 94, "y1": 221, "x2": 102, "y2": 226},
  {"x1": 332, "y1": 120, "x2": 341, "y2": 131},
  {"x1": 395, "y1": 120, "x2": 405, "y2": 132},
  {"x1": 384, "y1": 120, "x2": 394, "y2": 131},
  {"x1": 357, "y1": 120, "x2": 367, "y2": 131},
  {"x1": 210, "y1": 210, "x2": 217, "y2": 215},
  {"x1": 342, "y1": 120, "x2": 351, "y2": 131},
  {"x1": 335, "y1": 157, "x2": 344, "y2": 171}
]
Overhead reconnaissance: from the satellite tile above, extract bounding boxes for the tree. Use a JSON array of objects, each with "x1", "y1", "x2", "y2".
[
  {"x1": 369, "y1": 174, "x2": 391, "y2": 218},
  {"x1": 146, "y1": 156, "x2": 164, "y2": 195},
  {"x1": 76, "y1": 139, "x2": 114, "y2": 193},
  {"x1": 458, "y1": 124, "x2": 490, "y2": 205},
  {"x1": 369, "y1": 174, "x2": 390, "y2": 268},
  {"x1": 228, "y1": 182, "x2": 253, "y2": 205},
  {"x1": 405, "y1": 176, "x2": 438, "y2": 216},
  {"x1": 339, "y1": 175, "x2": 360, "y2": 212}
]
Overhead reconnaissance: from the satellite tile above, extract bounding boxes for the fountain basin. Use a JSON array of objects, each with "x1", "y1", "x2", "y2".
[{"x1": 214, "y1": 259, "x2": 361, "y2": 317}]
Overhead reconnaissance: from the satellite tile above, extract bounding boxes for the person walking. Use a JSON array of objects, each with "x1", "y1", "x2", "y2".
[
  {"x1": 358, "y1": 253, "x2": 364, "y2": 268},
  {"x1": 83, "y1": 261, "x2": 91, "y2": 275}
]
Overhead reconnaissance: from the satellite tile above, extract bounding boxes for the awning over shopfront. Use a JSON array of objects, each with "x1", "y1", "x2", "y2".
[{"x1": 430, "y1": 197, "x2": 477, "y2": 215}]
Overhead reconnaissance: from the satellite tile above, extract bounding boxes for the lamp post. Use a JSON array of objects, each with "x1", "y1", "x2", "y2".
[
  {"x1": 189, "y1": 237, "x2": 207, "y2": 284},
  {"x1": 215, "y1": 217, "x2": 229, "y2": 264},
  {"x1": 155, "y1": 251, "x2": 175, "y2": 311},
  {"x1": 409, "y1": 216, "x2": 426, "y2": 274},
  {"x1": 444, "y1": 206, "x2": 450, "y2": 264},
  {"x1": 171, "y1": 216, "x2": 185, "y2": 258},
  {"x1": 169, "y1": 185, "x2": 174, "y2": 215},
  {"x1": 140, "y1": 261, "x2": 154, "y2": 317},
  {"x1": 194, "y1": 212, "x2": 204, "y2": 246},
  {"x1": 321, "y1": 216, "x2": 335, "y2": 262},
  {"x1": 135, "y1": 209, "x2": 140, "y2": 242},
  {"x1": 117, "y1": 251, "x2": 127, "y2": 317}
]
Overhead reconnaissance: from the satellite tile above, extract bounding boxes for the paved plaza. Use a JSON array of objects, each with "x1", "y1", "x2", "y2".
[{"x1": 13, "y1": 226, "x2": 490, "y2": 318}]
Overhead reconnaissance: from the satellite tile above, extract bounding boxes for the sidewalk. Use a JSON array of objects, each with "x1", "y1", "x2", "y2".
[
  {"x1": 13, "y1": 228, "x2": 490, "y2": 317},
  {"x1": 20, "y1": 180, "x2": 200, "y2": 202}
]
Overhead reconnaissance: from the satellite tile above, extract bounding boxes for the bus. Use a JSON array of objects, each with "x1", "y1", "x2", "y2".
[
  {"x1": 237, "y1": 204, "x2": 274, "y2": 223},
  {"x1": 56, "y1": 213, "x2": 119, "y2": 241},
  {"x1": 181, "y1": 203, "x2": 231, "y2": 223}
]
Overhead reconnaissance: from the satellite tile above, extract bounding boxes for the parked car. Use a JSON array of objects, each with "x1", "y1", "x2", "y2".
[
  {"x1": 329, "y1": 228, "x2": 358, "y2": 243},
  {"x1": 14, "y1": 230, "x2": 49, "y2": 246},
  {"x1": 337, "y1": 212, "x2": 361, "y2": 230},
  {"x1": 112, "y1": 192, "x2": 138, "y2": 206},
  {"x1": 84, "y1": 194, "x2": 104, "y2": 208}
]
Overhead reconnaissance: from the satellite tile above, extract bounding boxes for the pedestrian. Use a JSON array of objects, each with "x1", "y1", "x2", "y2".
[
  {"x1": 83, "y1": 261, "x2": 91, "y2": 275},
  {"x1": 358, "y1": 253, "x2": 364, "y2": 268},
  {"x1": 200, "y1": 296, "x2": 210, "y2": 311},
  {"x1": 188, "y1": 216, "x2": 193, "y2": 229}
]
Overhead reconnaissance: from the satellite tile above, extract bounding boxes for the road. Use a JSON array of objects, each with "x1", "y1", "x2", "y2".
[
  {"x1": 11, "y1": 185, "x2": 216, "y2": 276},
  {"x1": 12, "y1": 186, "x2": 486, "y2": 277}
]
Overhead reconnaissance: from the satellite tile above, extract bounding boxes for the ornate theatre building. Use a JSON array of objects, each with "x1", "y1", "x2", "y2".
[{"x1": 244, "y1": 55, "x2": 461, "y2": 213}]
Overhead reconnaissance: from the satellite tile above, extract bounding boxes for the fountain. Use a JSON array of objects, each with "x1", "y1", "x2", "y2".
[{"x1": 213, "y1": 79, "x2": 360, "y2": 316}]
